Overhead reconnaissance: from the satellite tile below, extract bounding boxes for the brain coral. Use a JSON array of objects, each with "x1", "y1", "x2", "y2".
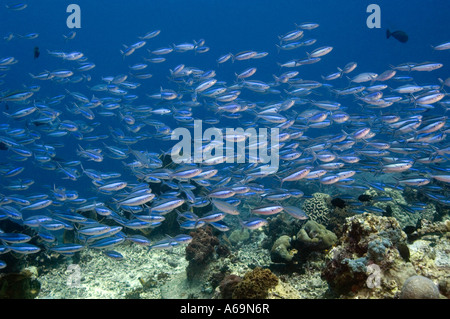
[
  {"x1": 270, "y1": 235, "x2": 294, "y2": 263},
  {"x1": 296, "y1": 220, "x2": 337, "y2": 251},
  {"x1": 399, "y1": 275, "x2": 440, "y2": 299},
  {"x1": 301, "y1": 193, "x2": 331, "y2": 226}
]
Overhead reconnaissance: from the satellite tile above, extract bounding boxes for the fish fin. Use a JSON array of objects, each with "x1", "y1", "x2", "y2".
[{"x1": 275, "y1": 44, "x2": 281, "y2": 53}]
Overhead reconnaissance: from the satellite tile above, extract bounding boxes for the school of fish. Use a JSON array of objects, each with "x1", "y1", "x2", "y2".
[{"x1": 1, "y1": 5, "x2": 450, "y2": 270}]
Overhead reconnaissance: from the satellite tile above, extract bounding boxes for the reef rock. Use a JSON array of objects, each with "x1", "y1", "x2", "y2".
[
  {"x1": 0, "y1": 266, "x2": 40, "y2": 299},
  {"x1": 219, "y1": 274, "x2": 242, "y2": 299},
  {"x1": 321, "y1": 213, "x2": 417, "y2": 298},
  {"x1": 185, "y1": 226, "x2": 220, "y2": 280},
  {"x1": 228, "y1": 229, "x2": 250, "y2": 246},
  {"x1": 399, "y1": 275, "x2": 440, "y2": 299},
  {"x1": 267, "y1": 279, "x2": 301, "y2": 299},
  {"x1": 407, "y1": 233, "x2": 450, "y2": 298}
]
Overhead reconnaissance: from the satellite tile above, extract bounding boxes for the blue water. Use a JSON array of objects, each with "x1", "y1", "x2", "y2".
[{"x1": 4, "y1": 0, "x2": 449, "y2": 85}]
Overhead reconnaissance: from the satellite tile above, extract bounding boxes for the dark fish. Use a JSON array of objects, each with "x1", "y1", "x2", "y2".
[
  {"x1": 383, "y1": 205, "x2": 393, "y2": 217},
  {"x1": 34, "y1": 46, "x2": 40, "y2": 59},
  {"x1": 386, "y1": 29, "x2": 408, "y2": 43},
  {"x1": 331, "y1": 197, "x2": 346, "y2": 209},
  {"x1": 358, "y1": 194, "x2": 372, "y2": 202},
  {"x1": 403, "y1": 225, "x2": 416, "y2": 235},
  {"x1": 397, "y1": 242, "x2": 410, "y2": 262}
]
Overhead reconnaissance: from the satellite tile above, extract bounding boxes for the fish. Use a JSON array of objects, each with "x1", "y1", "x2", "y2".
[
  {"x1": 432, "y1": 41, "x2": 450, "y2": 51},
  {"x1": 0, "y1": 233, "x2": 32, "y2": 243},
  {"x1": 89, "y1": 236, "x2": 126, "y2": 249},
  {"x1": 139, "y1": 30, "x2": 161, "y2": 40},
  {"x1": 0, "y1": 3, "x2": 448, "y2": 282},
  {"x1": 240, "y1": 217, "x2": 268, "y2": 230},
  {"x1": 251, "y1": 204, "x2": 284, "y2": 215},
  {"x1": 0, "y1": 91, "x2": 34, "y2": 102},
  {"x1": 308, "y1": 46, "x2": 333, "y2": 58},
  {"x1": 50, "y1": 244, "x2": 84, "y2": 255},
  {"x1": 103, "y1": 250, "x2": 124, "y2": 260},
  {"x1": 118, "y1": 193, "x2": 155, "y2": 206},
  {"x1": 33, "y1": 46, "x2": 40, "y2": 59},
  {"x1": 6, "y1": 3, "x2": 28, "y2": 11},
  {"x1": 5, "y1": 243, "x2": 41, "y2": 254},
  {"x1": 386, "y1": 29, "x2": 408, "y2": 43},
  {"x1": 282, "y1": 206, "x2": 308, "y2": 220},
  {"x1": 211, "y1": 199, "x2": 240, "y2": 215}
]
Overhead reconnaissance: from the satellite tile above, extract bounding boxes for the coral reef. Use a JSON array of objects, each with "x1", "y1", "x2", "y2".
[
  {"x1": 399, "y1": 275, "x2": 440, "y2": 299},
  {"x1": 407, "y1": 220, "x2": 450, "y2": 299},
  {"x1": 231, "y1": 267, "x2": 278, "y2": 299},
  {"x1": 295, "y1": 220, "x2": 338, "y2": 251},
  {"x1": 185, "y1": 226, "x2": 220, "y2": 280},
  {"x1": 321, "y1": 213, "x2": 417, "y2": 298},
  {"x1": 328, "y1": 205, "x2": 354, "y2": 237},
  {"x1": 360, "y1": 187, "x2": 437, "y2": 230},
  {"x1": 227, "y1": 228, "x2": 250, "y2": 247},
  {"x1": 302, "y1": 193, "x2": 331, "y2": 226},
  {"x1": 262, "y1": 214, "x2": 300, "y2": 250},
  {"x1": 269, "y1": 219, "x2": 337, "y2": 267},
  {"x1": 267, "y1": 279, "x2": 301, "y2": 299},
  {"x1": 0, "y1": 266, "x2": 40, "y2": 299},
  {"x1": 270, "y1": 235, "x2": 295, "y2": 264},
  {"x1": 219, "y1": 274, "x2": 242, "y2": 299},
  {"x1": 408, "y1": 219, "x2": 449, "y2": 240}
]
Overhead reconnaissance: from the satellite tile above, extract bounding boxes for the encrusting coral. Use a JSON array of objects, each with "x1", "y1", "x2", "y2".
[
  {"x1": 185, "y1": 226, "x2": 220, "y2": 280},
  {"x1": 219, "y1": 274, "x2": 242, "y2": 299},
  {"x1": 231, "y1": 267, "x2": 278, "y2": 299}
]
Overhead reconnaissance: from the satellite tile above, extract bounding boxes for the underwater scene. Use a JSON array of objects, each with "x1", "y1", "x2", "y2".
[{"x1": 0, "y1": 0, "x2": 449, "y2": 301}]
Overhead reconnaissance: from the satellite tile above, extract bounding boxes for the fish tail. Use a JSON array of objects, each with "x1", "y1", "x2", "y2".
[
  {"x1": 273, "y1": 173, "x2": 283, "y2": 187},
  {"x1": 386, "y1": 29, "x2": 391, "y2": 39}
]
